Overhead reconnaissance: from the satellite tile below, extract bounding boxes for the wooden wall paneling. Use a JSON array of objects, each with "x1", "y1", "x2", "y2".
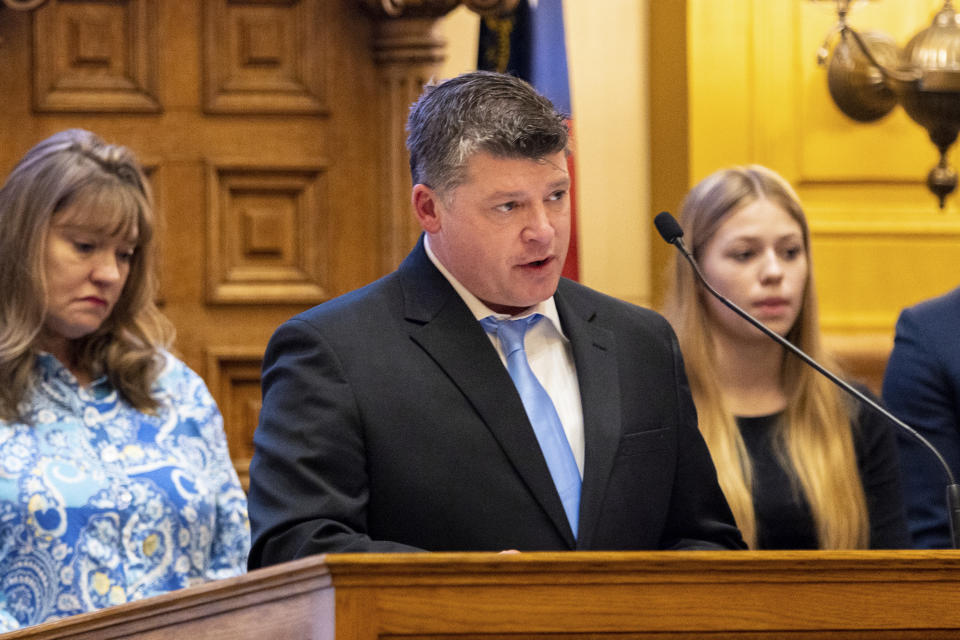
[
  {"x1": 157, "y1": 160, "x2": 211, "y2": 374},
  {"x1": 138, "y1": 160, "x2": 166, "y2": 307},
  {"x1": 32, "y1": 0, "x2": 160, "y2": 112},
  {"x1": 202, "y1": 0, "x2": 328, "y2": 115},
  {"x1": 186, "y1": 0, "x2": 383, "y2": 481},
  {"x1": 204, "y1": 347, "x2": 264, "y2": 491},
  {"x1": 0, "y1": 0, "x2": 445, "y2": 482},
  {"x1": 0, "y1": 8, "x2": 68, "y2": 178},
  {"x1": 371, "y1": 16, "x2": 449, "y2": 273},
  {"x1": 205, "y1": 160, "x2": 330, "y2": 304},
  {"x1": 317, "y1": 1, "x2": 382, "y2": 296},
  {"x1": 0, "y1": 12, "x2": 24, "y2": 171}
]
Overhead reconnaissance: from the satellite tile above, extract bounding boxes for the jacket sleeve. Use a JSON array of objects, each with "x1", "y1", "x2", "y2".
[
  {"x1": 883, "y1": 307, "x2": 960, "y2": 549},
  {"x1": 247, "y1": 318, "x2": 422, "y2": 569}
]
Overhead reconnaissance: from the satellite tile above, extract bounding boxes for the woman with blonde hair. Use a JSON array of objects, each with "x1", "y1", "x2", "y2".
[
  {"x1": 0, "y1": 129, "x2": 249, "y2": 630},
  {"x1": 662, "y1": 165, "x2": 908, "y2": 549}
]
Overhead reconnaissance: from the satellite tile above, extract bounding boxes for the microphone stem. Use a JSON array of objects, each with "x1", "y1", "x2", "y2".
[{"x1": 673, "y1": 238, "x2": 960, "y2": 549}]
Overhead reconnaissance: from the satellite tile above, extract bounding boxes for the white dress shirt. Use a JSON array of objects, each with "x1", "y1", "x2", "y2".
[{"x1": 424, "y1": 236, "x2": 585, "y2": 475}]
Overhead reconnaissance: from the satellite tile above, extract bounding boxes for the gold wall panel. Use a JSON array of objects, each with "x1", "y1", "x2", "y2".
[
  {"x1": 203, "y1": 0, "x2": 328, "y2": 114},
  {"x1": 689, "y1": 0, "x2": 960, "y2": 385},
  {"x1": 32, "y1": 0, "x2": 160, "y2": 112},
  {"x1": 206, "y1": 161, "x2": 330, "y2": 305}
]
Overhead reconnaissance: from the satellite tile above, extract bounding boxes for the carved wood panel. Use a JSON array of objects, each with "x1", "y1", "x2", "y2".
[
  {"x1": 202, "y1": 0, "x2": 328, "y2": 114},
  {"x1": 206, "y1": 161, "x2": 330, "y2": 304},
  {"x1": 205, "y1": 348, "x2": 264, "y2": 491},
  {"x1": 33, "y1": 0, "x2": 160, "y2": 112}
]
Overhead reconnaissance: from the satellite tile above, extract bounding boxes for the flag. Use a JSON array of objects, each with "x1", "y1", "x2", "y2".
[{"x1": 478, "y1": 0, "x2": 579, "y2": 282}]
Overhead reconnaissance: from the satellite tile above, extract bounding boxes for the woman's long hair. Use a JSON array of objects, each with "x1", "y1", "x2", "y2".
[
  {"x1": 662, "y1": 165, "x2": 868, "y2": 549},
  {"x1": 0, "y1": 129, "x2": 173, "y2": 422}
]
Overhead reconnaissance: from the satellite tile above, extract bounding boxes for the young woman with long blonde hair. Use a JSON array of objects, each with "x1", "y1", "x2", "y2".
[{"x1": 662, "y1": 165, "x2": 908, "y2": 549}]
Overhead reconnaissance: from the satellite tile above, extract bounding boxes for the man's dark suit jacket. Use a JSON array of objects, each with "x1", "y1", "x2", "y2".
[
  {"x1": 247, "y1": 238, "x2": 744, "y2": 567},
  {"x1": 883, "y1": 285, "x2": 960, "y2": 548}
]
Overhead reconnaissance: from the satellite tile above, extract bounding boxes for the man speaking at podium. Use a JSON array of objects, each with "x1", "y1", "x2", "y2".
[{"x1": 246, "y1": 71, "x2": 743, "y2": 567}]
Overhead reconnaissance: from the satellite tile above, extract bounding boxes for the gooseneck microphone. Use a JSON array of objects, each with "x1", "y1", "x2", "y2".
[{"x1": 654, "y1": 210, "x2": 960, "y2": 550}]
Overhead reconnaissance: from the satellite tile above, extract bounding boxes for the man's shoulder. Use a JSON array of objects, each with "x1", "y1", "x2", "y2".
[
  {"x1": 556, "y1": 278, "x2": 668, "y2": 326},
  {"x1": 281, "y1": 271, "x2": 403, "y2": 334},
  {"x1": 900, "y1": 284, "x2": 960, "y2": 336},
  {"x1": 907, "y1": 284, "x2": 960, "y2": 318}
]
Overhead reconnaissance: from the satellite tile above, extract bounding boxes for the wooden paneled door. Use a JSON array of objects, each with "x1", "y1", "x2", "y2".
[{"x1": 0, "y1": 0, "x2": 387, "y2": 488}]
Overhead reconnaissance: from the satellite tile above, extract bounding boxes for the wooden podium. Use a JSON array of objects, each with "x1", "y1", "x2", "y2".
[{"x1": 7, "y1": 550, "x2": 960, "y2": 639}]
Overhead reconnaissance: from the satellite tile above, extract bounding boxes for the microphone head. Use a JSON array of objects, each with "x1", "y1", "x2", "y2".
[{"x1": 654, "y1": 211, "x2": 684, "y2": 245}]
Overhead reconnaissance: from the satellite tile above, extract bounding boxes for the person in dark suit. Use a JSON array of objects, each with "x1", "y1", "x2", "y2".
[
  {"x1": 883, "y1": 285, "x2": 960, "y2": 548},
  {"x1": 246, "y1": 71, "x2": 744, "y2": 566}
]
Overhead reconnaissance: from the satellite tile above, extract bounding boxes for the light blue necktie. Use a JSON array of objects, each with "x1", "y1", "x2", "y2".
[{"x1": 481, "y1": 314, "x2": 581, "y2": 538}]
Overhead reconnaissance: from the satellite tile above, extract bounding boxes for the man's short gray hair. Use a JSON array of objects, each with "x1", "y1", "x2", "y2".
[{"x1": 406, "y1": 71, "x2": 569, "y2": 194}]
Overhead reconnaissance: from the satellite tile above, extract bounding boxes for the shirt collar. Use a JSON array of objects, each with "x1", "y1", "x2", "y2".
[
  {"x1": 424, "y1": 234, "x2": 567, "y2": 339},
  {"x1": 35, "y1": 351, "x2": 109, "y2": 389}
]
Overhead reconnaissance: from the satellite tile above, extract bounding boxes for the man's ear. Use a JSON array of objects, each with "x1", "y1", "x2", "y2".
[{"x1": 412, "y1": 183, "x2": 443, "y2": 234}]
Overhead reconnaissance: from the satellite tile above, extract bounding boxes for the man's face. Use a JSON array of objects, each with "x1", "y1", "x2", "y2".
[{"x1": 416, "y1": 151, "x2": 571, "y2": 315}]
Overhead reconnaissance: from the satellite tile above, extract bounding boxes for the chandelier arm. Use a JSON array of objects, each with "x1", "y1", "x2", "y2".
[
  {"x1": 817, "y1": 23, "x2": 843, "y2": 66},
  {"x1": 841, "y1": 25, "x2": 921, "y2": 84}
]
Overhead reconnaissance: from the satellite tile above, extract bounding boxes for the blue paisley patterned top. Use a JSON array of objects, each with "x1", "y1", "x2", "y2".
[{"x1": 0, "y1": 352, "x2": 250, "y2": 631}]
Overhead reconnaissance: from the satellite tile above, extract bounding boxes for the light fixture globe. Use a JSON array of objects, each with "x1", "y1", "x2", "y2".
[
  {"x1": 903, "y1": 2, "x2": 960, "y2": 81},
  {"x1": 895, "y1": 3, "x2": 960, "y2": 206},
  {"x1": 828, "y1": 30, "x2": 899, "y2": 122},
  {"x1": 818, "y1": 0, "x2": 960, "y2": 207}
]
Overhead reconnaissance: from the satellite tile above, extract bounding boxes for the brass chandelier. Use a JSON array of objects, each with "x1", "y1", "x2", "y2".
[{"x1": 817, "y1": 0, "x2": 960, "y2": 208}]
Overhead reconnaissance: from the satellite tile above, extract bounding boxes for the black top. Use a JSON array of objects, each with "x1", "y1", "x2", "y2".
[{"x1": 736, "y1": 396, "x2": 910, "y2": 549}]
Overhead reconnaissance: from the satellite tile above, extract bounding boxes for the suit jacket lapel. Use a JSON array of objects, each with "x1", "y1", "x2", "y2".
[
  {"x1": 555, "y1": 283, "x2": 622, "y2": 549},
  {"x1": 398, "y1": 239, "x2": 576, "y2": 546}
]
